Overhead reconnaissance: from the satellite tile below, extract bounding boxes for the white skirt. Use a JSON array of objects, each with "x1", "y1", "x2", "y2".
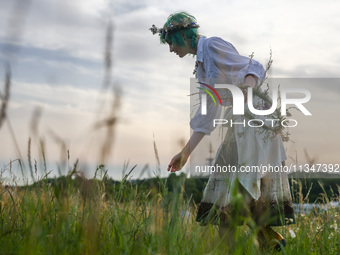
[{"x1": 196, "y1": 124, "x2": 295, "y2": 227}]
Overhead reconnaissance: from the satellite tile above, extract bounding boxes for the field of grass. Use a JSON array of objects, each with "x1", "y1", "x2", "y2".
[{"x1": 0, "y1": 167, "x2": 339, "y2": 255}]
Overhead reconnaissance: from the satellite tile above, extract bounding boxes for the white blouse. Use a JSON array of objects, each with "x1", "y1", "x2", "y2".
[
  {"x1": 189, "y1": 36, "x2": 287, "y2": 200},
  {"x1": 190, "y1": 36, "x2": 266, "y2": 135}
]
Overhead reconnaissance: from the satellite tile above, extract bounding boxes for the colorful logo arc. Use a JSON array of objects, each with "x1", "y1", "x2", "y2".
[{"x1": 197, "y1": 82, "x2": 222, "y2": 106}]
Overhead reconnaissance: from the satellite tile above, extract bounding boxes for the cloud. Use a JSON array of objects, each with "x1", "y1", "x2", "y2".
[
  {"x1": 1, "y1": 0, "x2": 340, "y2": 180},
  {"x1": 0, "y1": 0, "x2": 109, "y2": 62},
  {"x1": 0, "y1": 42, "x2": 103, "y2": 90}
]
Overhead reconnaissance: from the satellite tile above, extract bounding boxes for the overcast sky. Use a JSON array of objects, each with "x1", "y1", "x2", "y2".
[{"x1": 0, "y1": 0, "x2": 339, "y2": 183}]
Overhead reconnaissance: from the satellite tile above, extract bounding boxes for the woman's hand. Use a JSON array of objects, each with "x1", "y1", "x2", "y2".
[
  {"x1": 243, "y1": 74, "x2": 257, "y2": 88},
  {"x1": 167, "y1": 150, "x2": 189, "y2": 172},
  {"x1": 167, "y1": 132, "x2": 205, "y2": 172},
  {"x1": 240, "y1": 74, "x2": 258, "y2": 103}
]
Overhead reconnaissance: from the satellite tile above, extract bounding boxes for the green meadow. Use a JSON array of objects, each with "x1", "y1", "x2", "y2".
[{"x1": 0, "y1": 165, "x2": 339, "y2": 254}]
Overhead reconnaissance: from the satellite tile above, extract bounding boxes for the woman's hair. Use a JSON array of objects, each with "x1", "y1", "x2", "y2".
[{"x1": 160, "y1": 12, "x2": 199, "y2": 49}]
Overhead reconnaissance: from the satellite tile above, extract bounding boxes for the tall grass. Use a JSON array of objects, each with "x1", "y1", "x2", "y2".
[{"x1": 0, "y1": 166, "x2": 339, "y2": 254}]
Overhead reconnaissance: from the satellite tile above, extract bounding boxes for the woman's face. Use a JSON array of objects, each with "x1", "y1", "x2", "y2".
[{"x1": 168, "y1": 39, "x2": 191, "y2": 58}]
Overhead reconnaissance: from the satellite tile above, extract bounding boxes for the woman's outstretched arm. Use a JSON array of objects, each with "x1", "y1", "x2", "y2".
[
  {"x1": 167, "y1": 75, "x2": 256, "y2": 173},
  {"x1": 167, "y1": 131, "x2": 205, "y2": 172}
]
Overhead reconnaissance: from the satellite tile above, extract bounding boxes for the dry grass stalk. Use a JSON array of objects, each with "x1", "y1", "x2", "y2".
[{"x1": 0, "y1": 67, "x2": 11, "y2": 129}]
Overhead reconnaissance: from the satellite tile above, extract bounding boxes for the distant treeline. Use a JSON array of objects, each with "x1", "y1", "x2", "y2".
[
  {"x1": 132, "y1": 173, "x2": 340, "y2": 204},
  {"x1": 23, "y1": 172, "x2": 340, "y2": 205}
]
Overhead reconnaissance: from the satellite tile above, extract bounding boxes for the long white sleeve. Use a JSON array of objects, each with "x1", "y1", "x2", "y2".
[{"x1": 189, "y1": 81, "x2": 222, "y2": 135}]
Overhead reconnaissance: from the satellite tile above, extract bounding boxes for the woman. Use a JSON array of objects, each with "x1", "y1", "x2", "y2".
[{"x1": 150, "y1": 12, "x2": 295, "y2": 250}]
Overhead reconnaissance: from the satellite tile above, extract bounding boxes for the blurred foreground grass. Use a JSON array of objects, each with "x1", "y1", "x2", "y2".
[{"x1": 0, "y1": 166, "x2": 339, "y2": 255}]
